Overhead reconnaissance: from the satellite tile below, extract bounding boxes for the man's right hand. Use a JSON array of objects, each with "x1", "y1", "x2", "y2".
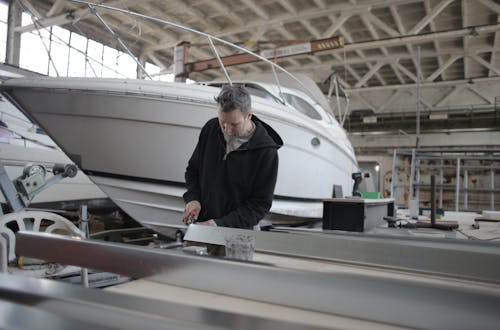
[{"x1": 182, "y1": 200, "x2": 201, "y2": 224}]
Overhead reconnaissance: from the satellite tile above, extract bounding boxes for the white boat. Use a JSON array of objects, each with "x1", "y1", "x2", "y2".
[
  {"x1": 1, "y1": 74, "x2": 359, "y2": 229},
  {"x1": 0, "y1": 95, "x2": 109, "y2": 210}
]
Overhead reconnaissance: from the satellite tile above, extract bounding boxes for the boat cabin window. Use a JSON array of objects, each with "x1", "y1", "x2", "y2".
[{"x1": 282, "y1": 93, "x2": 322, "y2": 120}]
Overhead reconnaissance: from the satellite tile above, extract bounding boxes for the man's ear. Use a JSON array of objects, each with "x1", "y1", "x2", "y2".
[{"x1": 247, "y1": 112, "x2": 253, "y2": 120}]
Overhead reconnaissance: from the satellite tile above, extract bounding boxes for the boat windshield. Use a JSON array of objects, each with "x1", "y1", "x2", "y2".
[
  {"x1": 204, "y1": 82, "x2": 282, "y2": 104},
  {"x1": 282, "y1": 93, "x2": 322, "y2": 120},
  {"x1": 244, "y1": 84, "x2": 281, "y2": 103}
]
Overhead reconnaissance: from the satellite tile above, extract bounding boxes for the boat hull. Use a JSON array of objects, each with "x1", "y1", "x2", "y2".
[{"x1": 2, "y1": 78, "x2": 358, "y2": 227}]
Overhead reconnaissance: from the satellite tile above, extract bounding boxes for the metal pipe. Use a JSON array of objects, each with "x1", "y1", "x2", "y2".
[
  {"x1": 88, "y1": 4, "x2": 151, "y2": 80},
  {"x1": 391, "y1": 149, "x2": 398, "y2": 199},
  {"x1": 47, "y1": 26, "x2": 53, "y2": 75},
  {"x1": 430, "y1": 175, "x2": 436, "y2": 226},
  {"x1": 17, "y1": 1, "x2": 60, "y2": 77},
  {"x1": 455, "y1": 158, "x2": 461, "y2": 211},
  {"x1": 415, "y1": 46, "x2": 421, "y2": 149},
  {"x1": 67, "y1": 0, "x2": 320, "y2": 104},
  {"x1": 66, "y1": 32, "x2": 72, "y2": 77},
  {"x1": 207, "y1": 37, "x2": 232, "y2": 85},
  {"x1": 391, "y1": 149, "x2": 399, "y2": 214},
  {"x1": 270, "y1": 63, "x2": 285, "y2": 104},
  {"x1": 399, "y1": 148, "x2": 500, "y2": 154},
  {"x1": 409, "y1": 149, "x2": 416, "y2": 199},
  {"x1": 6, "y1": 0, "x2": 22, "y2": 66},
  {"x1": 416, "y1": 158, "x2": 421, "y2": 201},
  {"x1": 0, "y1": 235, "x2": 7, "y2": 273},
  {"x1": 439, "y1": 159, "x2": 444, "y2": 209},
  {"x1": 491, "y1": 165, "x2": 495, "y2": 210},
  {"x1": 80, "y1": 204, "x2": 89, "y2": 288},
  {"x1": 464, "y1": 169, "x2": 468, "y2": 209}
]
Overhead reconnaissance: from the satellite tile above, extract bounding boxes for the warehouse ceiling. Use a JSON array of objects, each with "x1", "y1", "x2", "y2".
[{"x1": 12, "y1": 0, "x2": 500, "y2": 130}]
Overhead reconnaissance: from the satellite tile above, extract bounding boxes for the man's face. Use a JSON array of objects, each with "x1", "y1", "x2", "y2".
[{"x1": 218, "y1": 108, "x2": 252, "y2": 137}]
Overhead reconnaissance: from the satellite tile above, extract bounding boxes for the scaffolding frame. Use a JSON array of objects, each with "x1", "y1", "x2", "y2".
[{"x1": 391, "y1": 148, "x2": 499, "y2": 212}]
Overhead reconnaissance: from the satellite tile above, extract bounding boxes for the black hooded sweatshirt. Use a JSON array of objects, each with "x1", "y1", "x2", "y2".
[{"x1": 183, "y1": 115, "x2": 283, "y2": 229}]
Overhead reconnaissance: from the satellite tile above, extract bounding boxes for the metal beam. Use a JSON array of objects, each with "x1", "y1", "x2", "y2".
[
  {"x1": 391, "y1": 5, "x2": 419, "y2": 73},
  {"x1": 338, "y1": 25, "x2": 387, "y2": 87},
  {"x1": 356, "y1": 93, "x2": 377, "y2": 111},
  {"x1": 462, "y1": 0, "x2": 470, "y2": 79},
  {"x1": 346, "y1": 76, "x2": 500, "y2": 92},
  {"x1": 241, "y1": 0, "x2": 269, "y2": 20},
  {"x1": 390, "y1": 5, "x2": 407, "y2": 34},
  {"x1": 146, "y1": 53, "x2": 168, "y2": 72},
  {"x1": 477, "y1": 0, "x2": 500, "y2": 14},
  {"x1": 395, "y1": 61, "x2": 418, "y2": 82},
  {"x1": 14, "y1": 231, "x2": 500, "y2": 329},
  {"x1": 359, "y1": 13, "x2": 389, "y2": 85},
  {"x1": 146, "y1": 8, "x2": 500, "y2": 60},
  {"x1": 17, "y1": 228, "x2": 500, "y2": 286},
  {"x1": 470, "y1": 54, "x2": 500, "y2": 75},
  {"x1": 215, "y1": 0, "x2": 422, "y2": 39},
  {"x1": 408, "y1": 0, "x2": 454, "y2": 35},
  {"x1": 424, "y1": 0, "x2": 446, "y2": 80},
  {"x1": 143, "y1": 0, "x2": 422, "y2": 55},
  {"x1": 390, "y1": 63, "x2": 405, "y2": 84},
  {"x1": 466, "y1": 84, "x2": 494, "y2": 104},
  {"x1": 277, "y1": 0, "x2": 297, "y2": 14},
  {"x1": 313, "y1": 0, "x2": 326, "y2": 9},
  {"x1": 0, "y1": 274, "x2": 324, "y2": 330},
  {"x1": 490, "y1": 16, "x2": 500, "y2": 77},
  {"x1": 282, "y1": 46, "x2": 492, "y2": 75},
  {"x1": 435, "y1": 85, "x2": 462, "y2": 107},
  {"x1": 345, "y1": 23, "x2": 500, "y2": 52},
  {"x1": 250, "y1": 26, "x2": 266, "y2": 41},
  {"x1": 333, "y1": 53, "x2": 360, "y2": 85},
  {"x1": 46, "y1": 0, "x2": 66, "y2": 17},
  {"x1": 15, "y1": 0, "x2": 149, "y2": 33},
  {"x1": 419, "y1": 95, "x2": 433, "y2": 109},
  {"x1": 377, "y1": 90, "x2": 401, "y2": 112},
  {"x1": 425, "y1": 54, "x2": 461, "y2": 82},
  {"x1": 186, "y1": 36, "x2": 344, "y2": 73},
  {"x1": 321, "y1": 13, "x2": 352, "y2": 38},
  {"x1": 19, "y1": 0, "x2": 43, "y2": 18},
  {"x1": 365, "y1": 12, "x2": 400, "y2": 37},
  {"x1": 334, "y1": 74, "x2": 351, "y2": 89}
]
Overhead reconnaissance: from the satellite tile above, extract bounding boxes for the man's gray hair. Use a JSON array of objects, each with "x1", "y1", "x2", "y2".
[{"x1": 215, "y1": 85, "x2": 251, "y2": 114}]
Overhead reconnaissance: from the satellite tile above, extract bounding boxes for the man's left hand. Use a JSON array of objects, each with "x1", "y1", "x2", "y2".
[{"x1": 197, "y1": 219, "x2": 217, "y2": 226}]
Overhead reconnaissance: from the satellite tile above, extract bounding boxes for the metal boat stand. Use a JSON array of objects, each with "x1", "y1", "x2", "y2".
[{"x1": 0, "y1": 160, "x2": 130, "y2": 287}]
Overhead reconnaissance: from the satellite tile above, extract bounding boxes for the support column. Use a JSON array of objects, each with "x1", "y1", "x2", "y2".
[
  {"x1": 136, "y1": 55, "x2": 146, "y2": 79},
  {"x1": 6, "y1": 0, "x2": 22, "y2": 66},
  {"x1": 174, "y1": 42, "x2": 190, "y2": 83}
]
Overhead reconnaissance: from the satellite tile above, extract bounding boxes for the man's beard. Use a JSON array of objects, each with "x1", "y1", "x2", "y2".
[{"x1": 222, "y1": 119, "x2": 253, "y2": 142}]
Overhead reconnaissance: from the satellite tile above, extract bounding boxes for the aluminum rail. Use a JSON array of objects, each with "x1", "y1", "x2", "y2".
[
  {"x1": 15, "y1": 231, "x2": 500, "y2": 330},
  {"x1": 0, "y1": 273, "x2": 322, "y2": 330},
  {"x1": 183, "y1": 225, "x2": 500, "y2": 284},
  {"x1": 67, "y1": 0, "x2": 317, "y2": 102}
]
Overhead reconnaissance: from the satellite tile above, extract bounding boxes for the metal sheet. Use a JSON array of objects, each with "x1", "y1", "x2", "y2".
[
  {"x1": 15, "y1": 231, "x2": 500, "y2": 330},
  {"x1": 184, "y1": 224, "x2": 500, "y2": 284},
  {"x1": 0, "y1": 273, "x2": 322, "y2": 330}
]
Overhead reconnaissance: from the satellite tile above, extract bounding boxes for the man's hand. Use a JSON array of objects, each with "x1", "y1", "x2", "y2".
[
  {"x1": 197, "y1": 219, "x2": 217, "y2": 226},
  {"x1": 182, "y1": 200, "x2": 201, "y2": 224}
]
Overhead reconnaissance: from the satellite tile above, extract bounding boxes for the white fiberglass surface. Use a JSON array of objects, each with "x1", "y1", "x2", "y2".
[{"x1": 5, "y1": 78, "x2": 357, "y2": 201}]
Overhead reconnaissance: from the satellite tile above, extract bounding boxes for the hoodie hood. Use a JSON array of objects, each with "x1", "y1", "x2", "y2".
[{"x1": 247, "y1": 114, "x2": 283, "y2": 150}]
